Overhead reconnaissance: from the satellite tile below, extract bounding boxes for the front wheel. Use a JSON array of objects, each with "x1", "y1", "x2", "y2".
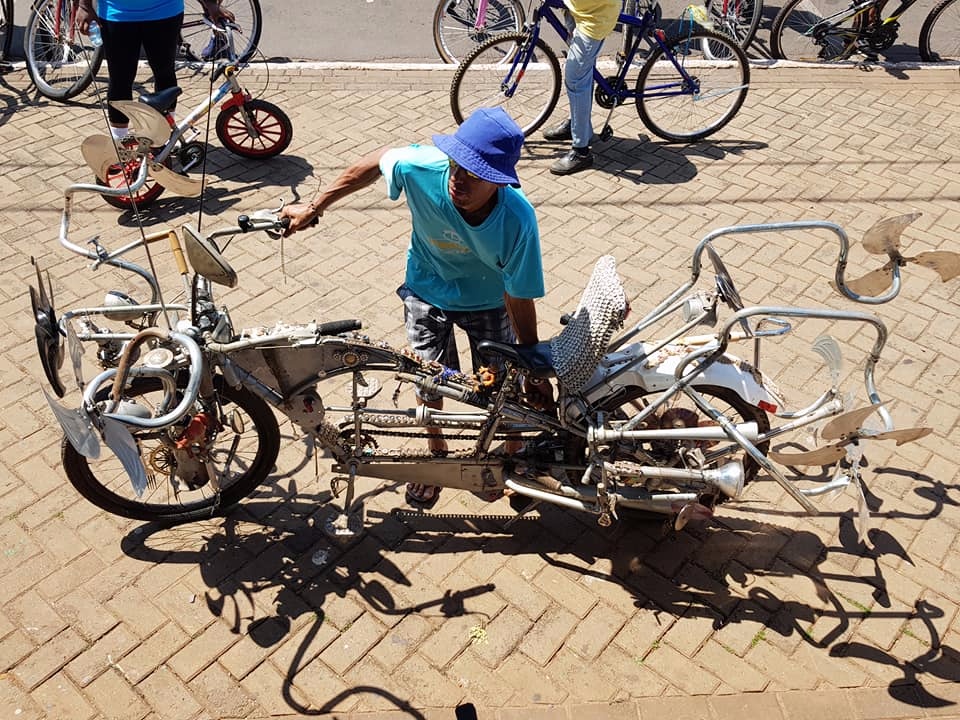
[
  {"x1": 433, "y1": 0, "x2": 525, "y2": 64},
  {"x1": 450, "y1": 32, "x2": 562, "y2": 137},
  {"x1": 25, "y1": 0, "x2": 104, "y2": 101},
  {"x1": 919, "y1": 0, "x2": 960, "y2": 62},
  {"x1": 769, "y1": 0, "x2": 857, "y2": 61},
  {"x1": 636, "y1": 29, "x2": 749, "y2": 143},
  {"x1": 216, "y1": 99, "x2": 293, "y2": 158},
  {"x1": 62, "y1": 376, "x2": 280, "y2": 523}
]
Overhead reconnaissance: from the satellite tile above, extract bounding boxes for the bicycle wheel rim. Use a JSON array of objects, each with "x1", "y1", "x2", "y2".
[
  {"x1": 433, "y1": 0, "x2": 524, "y2": 64},
  {"x1": 920, "y1": 0, "x2": 960, "y2": 62},
  {"x1": 637, "y1": 30, "x2": 749, "y2": 143},
  {"x1": 179, "y1": 0, "x2": 261, "y2": 64},
  {"x1": 451, "y1": 33, "x2": 561, "y2": 137},
  {"x1": 771, "y1": 0, "x2": 857, "y2": 62},
  {"x1": 26, "y1": 0, "x2": 102, "y2": 100}
]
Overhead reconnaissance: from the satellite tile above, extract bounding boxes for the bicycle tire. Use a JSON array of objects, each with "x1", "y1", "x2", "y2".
[
  {"x1": 704, "y1": 0, "x2": 763, "y2": 52},
  {"x1": 62, "y1": 376, "x2": 280, "y2": 524},
  {"x1": 179, "y1": 0, "x2": 261, "y2": 64},
  {"x1": 450, "y1": 32, "x2": 562, "y2": 137},
  {"x1": 769, "y1": 0, "x2": 858, "y2": 62},
  {"x1": 216, "y1": 98, "x2": 293, "y2": 158},
  {"x1": 0, "y1": 0, "x2": 13, "y2": 60},
  {"x1": 919, "y1": 0, "x2": 960, "y2": 62},
  {"x1": 636, "y1": 29, "x2": 749, "y2": 143},
  {"x1": 433, "y1": 0, "x2": 525, "y2": 64},
  {"x1": 25, "y1": 0, "x2": 104, "y2": 101}
]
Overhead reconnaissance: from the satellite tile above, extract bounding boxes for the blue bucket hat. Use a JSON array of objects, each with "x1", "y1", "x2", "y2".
[{"x1": 433, "y1": 107, "x2": 524, "y2": 187}]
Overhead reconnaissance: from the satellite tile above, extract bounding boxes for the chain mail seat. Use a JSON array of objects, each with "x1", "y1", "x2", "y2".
[
  {"x1": 550, "y1": 255, "x2": 628, "y2": 393},
  {"x1": 475, "y1": 256, "x2": 627, "y2": 391}
]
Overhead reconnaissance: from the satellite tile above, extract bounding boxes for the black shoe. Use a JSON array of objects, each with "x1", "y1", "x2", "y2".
[
  {"x1": 550, "y1": 148, "x2": 593, "y2": 175},
  {"x1": 542, "y1": 118, "x2": 572, "y2": 142}
]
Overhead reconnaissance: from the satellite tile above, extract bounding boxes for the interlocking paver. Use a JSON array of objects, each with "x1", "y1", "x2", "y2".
[{"x1": 1, "y1": 59, "x2": 960, "y2": 720}]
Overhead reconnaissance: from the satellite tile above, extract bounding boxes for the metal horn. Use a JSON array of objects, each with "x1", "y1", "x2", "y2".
[{"x1": 702, "y1": 461, "x2": 744, "y2": 499}]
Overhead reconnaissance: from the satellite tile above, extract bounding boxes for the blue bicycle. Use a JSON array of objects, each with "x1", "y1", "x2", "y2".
[{"x1": 450, "y1": 0, "x2": 750, "y2": 143}]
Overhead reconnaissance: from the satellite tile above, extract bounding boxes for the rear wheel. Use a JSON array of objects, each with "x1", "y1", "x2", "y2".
[
  {"x1": 178, "y1": 0, "x2": 262, "y2": 63},
  {"x1": 919, "y1": 0, "x2": 960, "y2": 62},
  {"x1": 215, "y1": 99, "x2": 293, "y2": 158},
  {"x1": 97, "y1": 155, "x2": 170, "y2": 210},
  {"x1": 601, "y1": 384, "x2": 771, "y2": 493},
  {"x1": 770, "y1": 0, "x2": 858, "y2": 61},
  {"x1": 62, "y1": 376, "x2": 280, "y2": 523},
  {"x1": 433, "y1": 0, "x2": 525, "y2": 64},
  {"x1": 636, "y1": 29, "x2": 749, "y2": 143},
  {"x1": 25, "y1": 0, "x2": 104, "y2": 101},
  {"x1": 704, "y1": 0, "x2": 763, "y2": 53},
  {"x1": 450, "y1": 32, "x2": 562, "y2": 136}
]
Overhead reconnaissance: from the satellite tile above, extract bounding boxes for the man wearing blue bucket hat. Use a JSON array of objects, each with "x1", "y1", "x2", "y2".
[{"x1": 282, "y1": 107, "x2": 550, "y2": 509}]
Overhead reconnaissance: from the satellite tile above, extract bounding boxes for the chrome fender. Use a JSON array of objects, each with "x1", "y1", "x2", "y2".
[{"x1": 579, "y1": 341, "x2": 784, "y2": 411}]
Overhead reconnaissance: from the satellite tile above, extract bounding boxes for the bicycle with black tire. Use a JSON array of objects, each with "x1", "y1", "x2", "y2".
[
  {"x1": 24, "y1": 0, "x2": 262, "y2": 102},
  {"x1": 450, "y1": 0, "x2": 750, "y2": 143},
  {"x1": 770, "y1": 0, "x2": 960, "y2": 62}
]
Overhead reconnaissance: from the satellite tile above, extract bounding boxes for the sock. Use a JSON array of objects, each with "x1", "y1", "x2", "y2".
[{"x1": 110, "y1": 126, "x2": 130, "y2": 140}]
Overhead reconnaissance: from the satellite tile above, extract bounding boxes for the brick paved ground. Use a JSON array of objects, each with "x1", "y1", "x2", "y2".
[{"x1": 0, "y1": 60, "x2": 959, "y2": 720}]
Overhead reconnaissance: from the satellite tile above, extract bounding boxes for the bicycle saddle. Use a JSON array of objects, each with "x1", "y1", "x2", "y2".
[
  {"x1": 476, "y1": 340, "x2": 555, "y2": 379},
  {"x1": 138, "y1": 86, "x2": 183, "y2": 114}
]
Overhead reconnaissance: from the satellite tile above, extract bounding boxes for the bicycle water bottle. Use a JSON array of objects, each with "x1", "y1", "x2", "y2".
[{"x1": 88, "y1": 20, "x2": 103, "y2": 47}]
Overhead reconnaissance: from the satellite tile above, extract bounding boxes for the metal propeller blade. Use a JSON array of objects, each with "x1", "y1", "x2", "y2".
[
  {"x1": 150, "y1": 163, "x2": 203, "y2": 196},
  {"x1": 821, "y1": 405, "x2": 882, "y2": 440},
  {"x1": 81, "y1": 134, "x2": 122, "y2": 180},
  {"x1": 911, "y1": 250, "x2": 960, "y2": 283},
  {"x1": 845, "y1": 263, "x2": 895, "y2": 296},
  {"x1": 102, "y1": 417, "x2": 148, "y2": 497},
  {"x1": 65, "y1": 319, "x2": 85, "y2": 391},
  {"x1": 861, "y1": 212, "x2": 921, "y2": 255},
  {"x1": 108, "y1": 100, "x2": 171, "y2": 145},
  {"x1": 43, "y1": 388, "x2": 100, "y2": 459},
  {"x1": 857, "y1": 426, "x2": 932, "y2": 445},
  {"x1": 768, "y1": 444, "x2": 847, "y2": 466}
]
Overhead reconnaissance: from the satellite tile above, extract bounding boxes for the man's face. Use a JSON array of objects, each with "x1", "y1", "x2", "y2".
[{"x1": 447, "y1": 159, "x2": 499, "y2": 215}]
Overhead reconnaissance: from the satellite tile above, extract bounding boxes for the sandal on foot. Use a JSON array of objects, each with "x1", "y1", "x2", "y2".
[{"x1": 406, "y1": 482, "x2": 441, "y2": 509}]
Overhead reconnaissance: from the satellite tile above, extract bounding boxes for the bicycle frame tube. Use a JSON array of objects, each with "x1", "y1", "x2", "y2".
[
  {"x1": 474, "y1": 0, "x2": 490, "y2": 30},
  {"x1": 153, "y1": 69, "x2": 242, "y2": 164}
]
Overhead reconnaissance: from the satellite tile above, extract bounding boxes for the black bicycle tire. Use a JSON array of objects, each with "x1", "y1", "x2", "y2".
[
  {"x1": 62, "y1": 376, "x2": 280, "y2": 523},
  {"x1": 179, "y1": 0, "x2": 261, "y2": 64},
  {"x1": 919, "y1": 0, "x2": 960, "y2": 62},
  {"x1": 450, "y1": 31, "x2": 562, "y2": 137},
  {"x1": 769, "y1": 0, "x2": 856, "y2": 61},
  {"x1": 0, "y1": 0, "x2": 13, "y2": 60},
  {"x1": 432, "y1": 0, "x2": 526, "y2": 64},
  {"x1": 635, "y1": 28, "x2": 749, "y2": 143},
  {"x1": 25, "y1": 0, "x2": 105, "y2": 101},
  {"x1": 704, "y1": 0, "x2": 764, "y2": 51},
  {"x1": 215, "y1": 98, "x2": 293, "y2": 158}
]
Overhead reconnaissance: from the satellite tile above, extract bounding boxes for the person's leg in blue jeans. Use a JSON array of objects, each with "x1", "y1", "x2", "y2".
[{"x1": 550, "y1": 27, "x2": 605, "y2": 175}]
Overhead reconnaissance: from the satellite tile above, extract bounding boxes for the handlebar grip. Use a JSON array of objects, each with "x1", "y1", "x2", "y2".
[{"x1": 316, "y1": 319, "x2": 362, "y2": 336}]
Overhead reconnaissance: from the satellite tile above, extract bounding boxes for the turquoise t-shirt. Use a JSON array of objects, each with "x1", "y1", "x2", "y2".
[
  {"x1": 98, "y1": 0, "x2": 184, "y2": 22},
  {"x1": 381, "y1": 145, "x2": 545, "y2": 312}
]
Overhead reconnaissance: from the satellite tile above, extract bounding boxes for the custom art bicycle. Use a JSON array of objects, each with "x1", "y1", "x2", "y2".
[
  {"x1": 771, "y1": 0, "x2": 960, "y2": 62},
  {"x1": 77, "y1": 22, "x2": 291, "y2": 210},
  {"x1": 24, "y1": 0, "x2": 262, "y2": 101},
  {"x1": 450, "y1": 0, "x2": 750, "y2": 143},
  {"x1": 31, "y1": 171, "x2": 960, "y2": 535}
]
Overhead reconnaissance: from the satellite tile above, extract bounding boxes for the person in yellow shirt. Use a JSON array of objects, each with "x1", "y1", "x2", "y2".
[{"x1": 542, "y1": 0, "x2": 621, "y2": 175}]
